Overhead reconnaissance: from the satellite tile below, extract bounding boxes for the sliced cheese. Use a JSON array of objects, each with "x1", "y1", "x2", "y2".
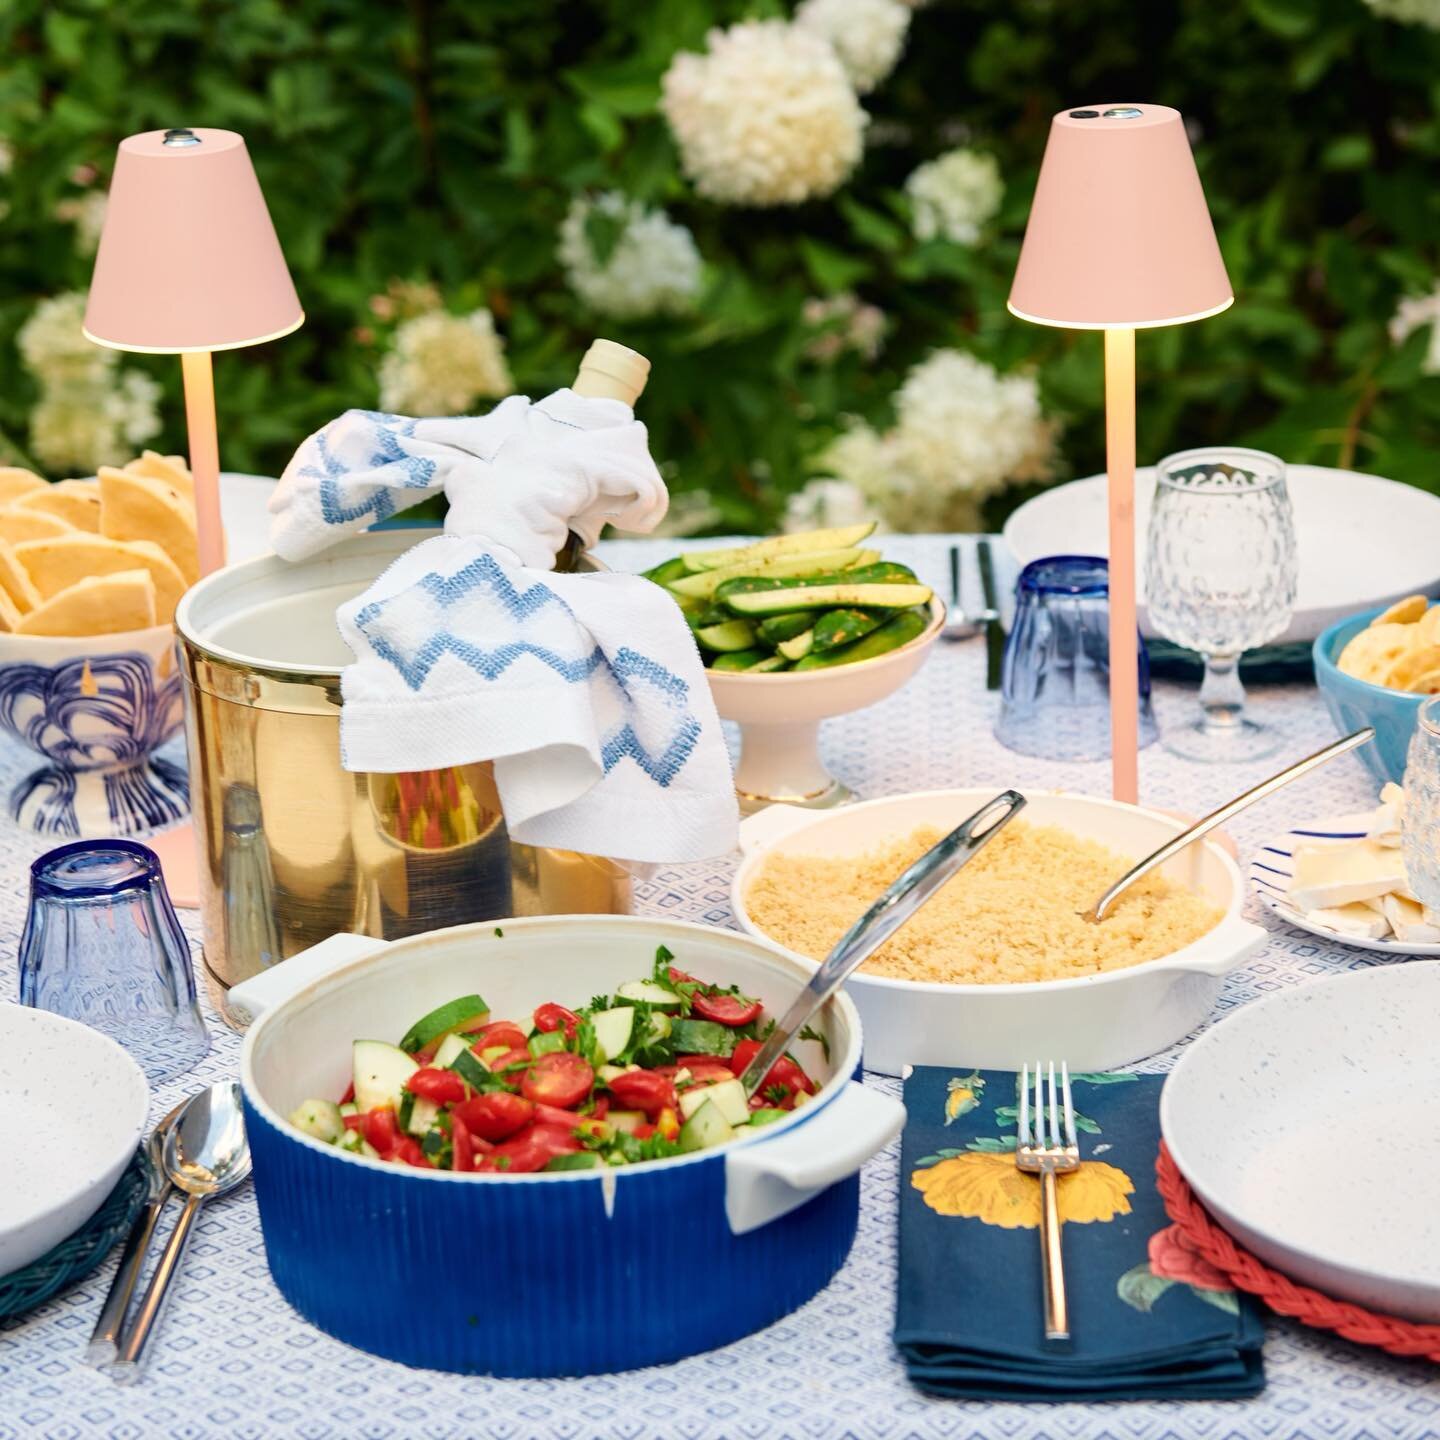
[
  {"x1": 1305, "y1": 902, "x2": 1391, "y2": 941},
  {"x1": 1287, "y1": 840, "x2": 1407, "y2": 911}
]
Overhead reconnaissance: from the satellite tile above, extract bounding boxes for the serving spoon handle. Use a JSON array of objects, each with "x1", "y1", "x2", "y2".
[
  {"x1": 738, "y1": 790, "x2": 1027, "y2": 1099},
  {"x1": 1082, "y1": 726, "x2": 1375, "y2": 924}
]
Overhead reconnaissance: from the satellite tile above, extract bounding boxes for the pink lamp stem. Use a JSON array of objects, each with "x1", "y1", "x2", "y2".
[
  {"x1": 181, "y1": 349, "x2": 225, "y2": 577},
  {"x1": 1104, "y1": 327, "x2": 1139, "y2": 804}
]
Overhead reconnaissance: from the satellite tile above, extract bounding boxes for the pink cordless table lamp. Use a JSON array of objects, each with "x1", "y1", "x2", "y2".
[
  {"x1": 83, "y1": 127, "x2": 303, "y2": 577},
  {"x1": 1009, "y1": 104, "x2": 1231, "y2": 804}
]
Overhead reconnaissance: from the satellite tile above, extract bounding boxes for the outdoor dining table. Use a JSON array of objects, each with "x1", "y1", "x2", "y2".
[{"x1": 0, "y1": 533, "x2": 1433, "y2": 1440}]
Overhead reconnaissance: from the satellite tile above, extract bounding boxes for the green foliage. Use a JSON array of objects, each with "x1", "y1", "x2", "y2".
[{"x1": 1, "y1": 0, "x2": 1438, "y2": 526}]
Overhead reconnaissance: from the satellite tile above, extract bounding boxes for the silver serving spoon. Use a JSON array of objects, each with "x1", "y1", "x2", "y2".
[
  {"x1": 739, "y1": 791, "x2": 1027, "y2": 1098},
  {"x1": 1080, "y1": 726, "x2": 1375, "y2": 924},
  {"x1": 85, "y1": 1100, "x2": 186, "y2": 1366},
  {"x1": 111, "y1": 1082, "x2": 251, "y2": 1380}
]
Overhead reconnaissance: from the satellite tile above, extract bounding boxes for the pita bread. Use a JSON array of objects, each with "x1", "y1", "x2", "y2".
[
  {"x1": 16, "y1": 569, "x2": 157, "y2": 637},
  {"x1": 0, "y1": 468, "x2": 47, "y2": 507},
  {"x1": 98, "y1": 467, "x2": 199, "y2": 583},
  {"x1": 15, "y1": 480, "x2": 102, "y2": 533},
  {"x1": 15, "y1": 533, "x2": 187, "y2": 623},
  {"x1": 0, "y1": 585, "x2": 21, "y2": 632},
  {"x1": 0, "y1": 507, "x2": 75, "y2": 546},
  {"x1": 0, "y1": 540, "x2": 40, "y2": 613},
  {"x1": 124, "y1": 450, "x2": 194, "y2": 501}
]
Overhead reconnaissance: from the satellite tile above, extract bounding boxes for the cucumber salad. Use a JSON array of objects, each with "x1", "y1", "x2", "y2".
[
  {"x1": 287, "y1": 946, "x2": 820, "y2": 1175},
  {"x1": 642, "y1": 522, "x2": 935, "y2": 673}
]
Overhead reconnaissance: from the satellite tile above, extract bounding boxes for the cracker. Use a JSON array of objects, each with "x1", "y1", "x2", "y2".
[
  {"x1": 1372, "y1": 594, "x2": 1429, "y2": 627},
  {"x1": 1337, "y1": 622, "x2": 1416, "y2": 684}
]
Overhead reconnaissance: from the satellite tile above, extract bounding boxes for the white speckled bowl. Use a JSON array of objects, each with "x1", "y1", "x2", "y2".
[
  {"x1": 1162, "y1": 965, "x2": 1440, "y2": 1322},
  {"x1": 0, "y1": 1004, "x2": 149, "y2": 1277}
]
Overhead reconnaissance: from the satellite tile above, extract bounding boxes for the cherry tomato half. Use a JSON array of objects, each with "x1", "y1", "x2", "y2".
[
  {"x1": 362, "y1": 1107, "x2": 400, "y2": 1156},
  {"x1": 675, "y1": 1057, "x2": 735, "y2": 1085},
  {"x1": 521, "y1": 1052, "x2": 595, "y2": 1109},
  {"x1": 530, "y1": 1123, "x2": 584, "y2": 1157},
  {"x1": 451, "y1": 1113, "x2": 475, "y2": 1173},
  {"x1": 488, "y1": 1047, "x2": 533, "y2": 1080},
  {"x1": 605, "y1": 1068, "x2": 677, "y2": 1119},
  {"x1": 472, "y1": 1021, "x2": 527, "y2": 1054},
  {"x1": 393, "y1": 1136, "x2": 433, "y2": 1169},
  {"x1": 691, "y1": 990, "x2": 763, "y2": 1027},
  {"x1": 342, "y1": 1113, "x2": 365, "y2": 1133},
  {"x1": 667, "y1": 965, "x2": 696, "y2": 986},
  {"x1": 533, "y1": 1002, "x2": 581, "y2": 1040},
  {"x1": 405, "y1": 1067, "x2": 466, "y2": 1104},
  {"x1": 479, "y1": 1133, "x2": 551, "y2": 1174},
  {"x1": 729, "y1": 1041, "x2": 815, "y2": 1104},
  {"x1": 453, "y1": 1091, "x2": 534, "y2": 1141}
]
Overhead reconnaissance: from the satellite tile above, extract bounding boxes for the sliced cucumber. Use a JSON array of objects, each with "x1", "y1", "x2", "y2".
[
  {"x1": 528, "y1": 1030, "x2": 567, "y2": 1058},
  {"x1": 405, "y1": 1095, "x2": 441, "y2": 1138},
  {"x1": 615, "y1": 978, "x2": 683, "y2": 1009},
  {"x1": 668, "y1": 547, "x2": 877, "y2": 599},
  {"x1": 597, "y1": 1062, "x2": 634, "y2": 1085},
  {"x1": 695, "y1": 619, "x2": 758, "y2": 652},
  {"x1": 755, "y1": 611, "x2": 817, "y2": 645},
  {"x1": 644, "y1": 1009, "x2": 673, "y2": 1042},
  {"x1": 449, "y1": 1047, "x2": 490, "y2": 1091},
  {"x1": 669, "y1": 1017, "x2": 736, "y2": 1057},
  {"x1": 545, "y1": 1152, "x2": 601, "y2": 1171},
  {"x1": 716, "y1": 561, "x2": 916, "y2": 600},
  {"x1": 710, "y1": 648, "x2": 770, "y2": 671},
  {"x1": 678, "y1": 1099, "x2": 737, "y2": 1154},
  {"x1": 289, "y1": 1099, "x2": 344, "y2": 1143},
  {"x1": 792, "y1": 608, "x2": 931, "y2": 668},
  {"x1": 677, "y1": 1077, "x2": 750, "y2": 1127},
  {"x1": 606, "y1": 1108, "x2": 647, "y2": 1135},
  {"x1": 745, "y1": 655, "x2": 789, "y2": 672},
  {"x1": 590, "y1": 1006, "x2": 635, "y2": 1063},
  {"x1": 398, "y1": 994, "x2": 488, "y2": 1054},
  {"x1": 338, "y1": 1102, "x2": 359, "y2": 1118},
  {"x1": 641, "y1": 556, "x2": 690, "y2": 586},
  {"x1": 353, "y1": 1039, "x2": 418, "y2": 1113},
  {"x1": 747, "y1": 1107, "x2": 790, "y2": 1128},
  {"x1": 725, "y1": 583, "x2": 932, "y2": 616},
  {"x1": 777, "y1": 629, "x2": 813, "y2": 661},
  {"x1": 813, "y1": 608, "x2": 884, "y2": 651},
  {"x1": 681, "y1": 523, "x2": 877, "y2": 572},
  {"x1": 431, "y1": 1032, "x2": 470, "y2": 1069}
]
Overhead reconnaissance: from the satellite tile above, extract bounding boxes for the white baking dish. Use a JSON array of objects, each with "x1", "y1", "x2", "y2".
[{"x1": 730, "y1": 788, "x2": 1267, "y2": 1075}]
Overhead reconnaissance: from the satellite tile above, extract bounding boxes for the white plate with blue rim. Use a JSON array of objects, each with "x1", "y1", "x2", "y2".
[{"x1": 1247, "y1": 814, "x2": 1440, "y2": 956}]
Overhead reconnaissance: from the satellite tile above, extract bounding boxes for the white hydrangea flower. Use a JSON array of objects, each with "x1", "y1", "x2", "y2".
[
  {"x1": 1360, "y1": 0, "x2": 1440, "y2": 27},
  {"x1": 18, "y1": 292, "x2": 114, "y2": 386},
  {"x1": 794, "y1": 0, "x2": 911, "y2": 94},
  {"x1": 905, "y1": 148, "x2": 1003, "y2": 245},
  {"x1": 802, "y1": 292, "x2": 887, "y2": 363},
  {"x1": 1389, "y1": 282, "x2": 1440, "y2": 375},
  {"x1": 54, "y1": 190, "x2": 108, "y2": 256},
  {"x1": 558, "y1": 192, "x2": 702, "y2": 320},
  {"x1": 378, "y1": 308, "x2": 513, "y2": 416},
  {"x1": 29, "y1": 371, "x2": 161, "y2": 473},
  {"x1": 107, "y1": 370, "x2": 164, "y2": 448},
  {"x1": 820, "y1": 349, "x2": 1057, "y2": 532},
  {"x1": 661, "y1": 20, "x2": 867, "y2": 206},
  {"x1": 783, "y1": 476, "x2": 879, "y2": 533}
]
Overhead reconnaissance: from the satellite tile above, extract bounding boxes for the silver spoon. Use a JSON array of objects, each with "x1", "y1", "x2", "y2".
[
  {"x1": 1080, "y1": 726, "x2": 1375, "y2": 924},
  {"x1": 739, "y1": 791, "x2": 1027, "y2": 1098},
  {"x1": 85, "y1": 1100, "x2": 186, "y2": 1366},
  {"x1": 111, "y1": 1082, "x2": 251, "y2": 1380}
]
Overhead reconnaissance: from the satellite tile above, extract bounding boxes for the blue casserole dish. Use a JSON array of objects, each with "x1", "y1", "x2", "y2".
[{"x1": 233, "y1": 916, "x2": 903, "y2": 1377}]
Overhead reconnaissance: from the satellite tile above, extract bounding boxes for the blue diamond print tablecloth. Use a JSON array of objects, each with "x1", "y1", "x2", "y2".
[{"x1": 2, "y1": 534, "x2": 1437, "y2": 1440}]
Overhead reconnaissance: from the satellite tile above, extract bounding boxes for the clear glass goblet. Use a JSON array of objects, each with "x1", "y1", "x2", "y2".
[{"x1": 1145, "y1": 446, "x2": 1297, "y2": 763}]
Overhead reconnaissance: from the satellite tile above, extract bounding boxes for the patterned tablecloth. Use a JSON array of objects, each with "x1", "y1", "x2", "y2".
[{"x1": 2, "y1": 534, "x2": 1436, "y2": 1440}]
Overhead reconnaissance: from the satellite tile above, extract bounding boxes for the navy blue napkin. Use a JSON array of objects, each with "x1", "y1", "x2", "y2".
[{"x1": 895, "y1": 1068, "x2": 1265, "y2": 1401}]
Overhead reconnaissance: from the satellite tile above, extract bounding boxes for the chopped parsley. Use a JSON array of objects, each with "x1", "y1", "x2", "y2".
[{"x1": 797, "y1": 1024, "x2": 831, "y2": 1063}]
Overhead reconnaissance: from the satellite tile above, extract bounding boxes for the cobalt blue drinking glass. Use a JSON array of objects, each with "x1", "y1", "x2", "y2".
[
  {"x1": 19, "y1": 839, "x2": 209, "y2": 1083},
  {"x1": 996, "y1": 555, "x2": 1158, "y2": 762}
]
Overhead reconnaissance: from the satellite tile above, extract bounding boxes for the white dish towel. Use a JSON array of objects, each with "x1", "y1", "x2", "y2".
[{"x1": 268, "y1": 389, "x2": 738, "y2": 863}]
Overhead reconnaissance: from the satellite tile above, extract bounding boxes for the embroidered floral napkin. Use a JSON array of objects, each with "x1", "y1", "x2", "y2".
[{"x1": 895, "y1": 1067, "x2": 1265, "y2": 1400}]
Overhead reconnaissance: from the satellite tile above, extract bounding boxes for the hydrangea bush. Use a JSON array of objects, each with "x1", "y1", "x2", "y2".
[{"x1": 0, "y1": 0, "x2": 1437, "y2": 536}]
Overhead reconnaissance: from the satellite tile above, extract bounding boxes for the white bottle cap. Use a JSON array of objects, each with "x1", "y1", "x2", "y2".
[{"x1": 573, "y1": 339, "x2": 650, "y2": 406}]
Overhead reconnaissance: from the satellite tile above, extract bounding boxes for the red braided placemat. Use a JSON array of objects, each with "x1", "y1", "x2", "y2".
[{"x1": 1156, "y1": 1142, "x2": 1440, "y2": 1363}]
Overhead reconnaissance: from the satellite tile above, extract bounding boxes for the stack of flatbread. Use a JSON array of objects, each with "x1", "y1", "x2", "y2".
[{"x1": 0, "y1": 452, "x2": 198, "y2": 636}]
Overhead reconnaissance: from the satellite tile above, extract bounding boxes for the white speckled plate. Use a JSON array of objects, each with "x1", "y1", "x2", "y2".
[
  {"x1": 1161, "y1": 966, "x2": 1440, "y2": 1322},
  {"x1": 1247, "y1": 817, "x2": 1440, "y2": 956},
  {"x1": 0, "y1": 1004, "x2": 149, "y2": 1278}
]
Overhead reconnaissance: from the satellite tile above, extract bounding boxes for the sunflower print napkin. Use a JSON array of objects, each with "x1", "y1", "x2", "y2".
[{"x1": 895, "y1": 1068, "x2": 1266, "y2": 1400}]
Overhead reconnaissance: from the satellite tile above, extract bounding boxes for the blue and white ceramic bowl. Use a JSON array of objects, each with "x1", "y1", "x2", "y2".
[
  {"x1": 1313, "y1": 608, "x2": 1422, "y2": 787},
  {"x1": 232, "y1": 915, "x2": 904, "y2": 1377},
  {"x1": 0, "y1": 624, "x2": 186, "y2": 838}
]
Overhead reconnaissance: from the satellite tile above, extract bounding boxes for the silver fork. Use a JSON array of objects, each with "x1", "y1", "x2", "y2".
[{"x1": 1016, "y1": 1061, "x2": 1080, "y2": 1342}]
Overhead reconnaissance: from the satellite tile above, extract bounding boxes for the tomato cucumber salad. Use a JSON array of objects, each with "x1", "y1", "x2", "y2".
[{"x1": 287, "y1": 946, "x2": 823, "y2": 1175}]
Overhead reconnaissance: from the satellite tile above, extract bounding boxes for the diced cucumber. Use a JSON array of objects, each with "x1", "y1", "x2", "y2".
[
  {"x1": 431, "y1": 1032, "x2": 469, "y2": 1069},
  {"x1": 398, "y1": 994, "x2": 489, "y2": 1054},
  {"x1": 545, "y1": 1152, "x2": 601, "y2": 1171},
  {"x1": 677, "y1": 1077, "x2": 750, "y2": 1127},
  {"x1": 476, "y1": 1044, "x2": 508, "y2": 1068},
  {"x1": 680, "y1": 523, "x2": 877, "y2": 572},
  {"x1": 288, "y1": 1099, "x2": 344, "y2": 1143},
  {"x1": 777, "y1": 630, "x2": 813, "y2": 661},
  {"x1": 449, "y1": 1047, "x2": 490, "y2": 1091},
  {"x1": 615, "y1": 979, "x2": 683, "y2": 1009},
  {"x1": 747, "y1": 1107, "x2": 790, "y2": 1128},
  {"x1": 339, "y1": 1102, "x2": 359, "y2": 1119},
  {"x1": 590, "y1": 1006, "x2": 635, "y2": 1063},
  {"x1": 642, "y1": 556, "x2": 690, "y2": 586},
  {"x1": 726, "y1": 583, "x2": 932, "y2": 616},
  {"x1": 745, "y1": 655, "x2": 789, "y2": 672},
  {"x1": 597, "y1": 1062, "x2": 634, "y2": 1084},
  {"x1": 645, "y1": 1010, "x2": 673, "y2": 1042},
  {"x1": 406, "y1": 1096, "x2": 441, "y2": 1138},
  {"x1": 528, "y1": 1030, "x2": 567, "y2": 1058},
  {"x1": 695, "y1": 619, "x2": 758, "y2": 652},
  {"x1": 607, "y1": 1108, "x2": 647, "y2": 1134},
  {"x1": 710, "y1": 648, "x2": 770, "y2": 671},
  {"x1": 755, "y1": 611, "x2": 818, "y2": 645},
  {"x1": 813, "y1": 608, "x2": 884, "y2": 651},
  {"x1": 668, "y1": 547, "x2": 877, "y2": 599},
  {"x1": 353, "y1": 1039, "x2": 418, "y2": 1113},
  {"x1": 669, "y1": 1017, "x2": 736, "y2": 1057},
  {"x1": 338, "y1": 1128, "x2": 363, "y2": 1152},
  {"x1": 678, "y1": 1099, "x2": 737, "y2": 1154},
  {"x1": 792, "y1": 608, "x2": 931, "y2": 668}
]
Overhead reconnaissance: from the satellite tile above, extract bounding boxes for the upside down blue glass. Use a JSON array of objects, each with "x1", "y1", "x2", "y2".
[
  {"x1": 19, "y1": 839, "x2": 209, "y2": 1084},
  {"x1": 996, "y1": 555, "x2": 1158, "y2": 762}
]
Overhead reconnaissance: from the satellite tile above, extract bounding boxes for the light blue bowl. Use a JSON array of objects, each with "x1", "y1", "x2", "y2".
[{"x1": 1313, "y1": 607, "x2": 1422, "y2": 785}]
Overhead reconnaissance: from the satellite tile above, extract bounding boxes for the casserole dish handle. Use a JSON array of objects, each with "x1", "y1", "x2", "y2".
[
  {"x1": 725, "y1": 1080, "x2": 904, "y2": 1236},
  {"x1": 1166, "y1": 916, "x2": 1268, "y2": 976},
  {"x1": 225, "y1": 933, "x2": 391, "y2": 1029},
  {"x1": 737, "y1": 803, "x2": 832, "y2": 857}
]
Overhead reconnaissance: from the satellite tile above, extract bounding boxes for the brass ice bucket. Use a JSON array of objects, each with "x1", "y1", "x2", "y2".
[{"x1": 174, "y1": 528, "x2": 629, "y2": 1023}]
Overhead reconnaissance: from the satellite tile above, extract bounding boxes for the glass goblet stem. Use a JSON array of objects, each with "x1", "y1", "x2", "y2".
[{"x1": 1198, "y1": 651, "x2": 1246, "y2": 733}]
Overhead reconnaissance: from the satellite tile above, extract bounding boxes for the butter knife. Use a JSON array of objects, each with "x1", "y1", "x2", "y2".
[{"x1": 977, "y1": 538, "x2": 1004, "y2": 690}]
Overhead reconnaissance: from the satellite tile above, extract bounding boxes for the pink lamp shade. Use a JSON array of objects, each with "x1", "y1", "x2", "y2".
[
  {"x1": 1008, "y1": 104, "x2": 1232, "y2": 330},
  {"x1": 83, "y1": 128, "x2": 302, "y2": 353}
]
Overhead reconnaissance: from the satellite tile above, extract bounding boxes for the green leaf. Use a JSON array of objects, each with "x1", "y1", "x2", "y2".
[
  {"x1": 838, "y1": 195, "x2": 906, "y2": 253},
  {"x1": 1070, "y1": 1072, "x2": 1139, "y2": 1085},
  {"x1": 1247, "y1": 0, "x2": 1315, "y2": 37},
  {"x1": 1116, "y1": 1263, "x2": 1176, "y2": 1313},
  {"x1": 798, "y1": 238, "x2": 870, "y2": 294}
]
